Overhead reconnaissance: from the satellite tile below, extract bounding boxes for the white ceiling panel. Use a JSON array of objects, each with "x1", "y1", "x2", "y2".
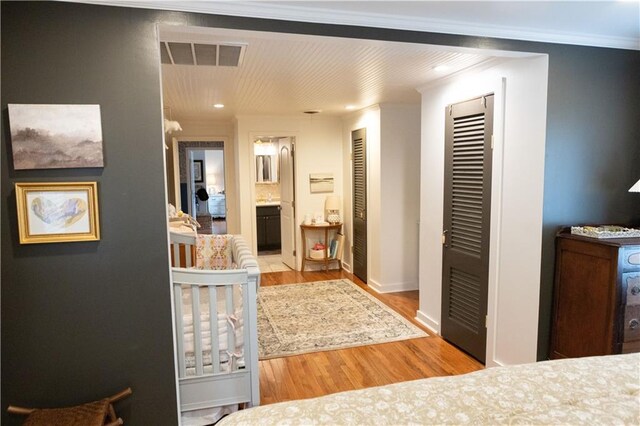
[{"x1": 160, "y1": 27, "x2": 518, "y2": 121}]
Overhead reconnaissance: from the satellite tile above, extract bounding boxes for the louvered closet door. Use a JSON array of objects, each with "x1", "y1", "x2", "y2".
[
  {"x1": 441, "y1": 95, "x2": 494, "y2": 363},
  {"x1": 352, "y1": 128, "x2": 367, "y2": 282}
]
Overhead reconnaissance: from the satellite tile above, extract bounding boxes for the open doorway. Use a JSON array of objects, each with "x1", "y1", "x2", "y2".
[
  {"x1": 157, "y1": 23, "x2": 548, "y2": 400},
  {"x1": 253, "y1": 135, "x2": 296, "y2": 272},
  {"x1": 172, "y1": 140, "x2": 228, "y2": 235},
  {"x1": 186, "y1": 146, "x2": 227, "y2": 234}
]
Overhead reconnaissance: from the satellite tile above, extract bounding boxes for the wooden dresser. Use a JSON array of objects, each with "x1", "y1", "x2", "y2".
[{"x1": 550, "y1": 229, "x2": 640, "y2": 359}]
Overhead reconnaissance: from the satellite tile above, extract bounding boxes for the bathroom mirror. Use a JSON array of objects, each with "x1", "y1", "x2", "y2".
[{"x1": 254, "y1": 139, "x2": 279, "y2": 183}]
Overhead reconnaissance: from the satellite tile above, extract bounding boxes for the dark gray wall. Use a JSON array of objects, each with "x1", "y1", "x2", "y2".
[
  {"x1": 2, "y1": 1, "x2": 639, "y2": 423},
  {"x1": 1, "y1": 3, "x2": 178, "y2": 424},
  {"x1": 538, "y1": 46, "x2": 640, "y2": 359}
]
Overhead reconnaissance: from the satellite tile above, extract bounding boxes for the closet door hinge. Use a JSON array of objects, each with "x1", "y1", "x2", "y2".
[
  {"x1": 491, "y1": 134, "x2": 494, "y2": 150},
  {"x1": 448, "y1": 105, "x2": 453, "y2": 115},
  {"x1": 293, "y1": 250, "x2": 296, "y2": 257}
]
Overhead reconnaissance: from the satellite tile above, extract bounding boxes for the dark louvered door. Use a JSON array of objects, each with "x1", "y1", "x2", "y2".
[
  {"x1": 441, "y1": 95, "x2": 494, "y2": 363},
  {"x1": 352, "y1": 128, "x2": 367, "y2": 282}
]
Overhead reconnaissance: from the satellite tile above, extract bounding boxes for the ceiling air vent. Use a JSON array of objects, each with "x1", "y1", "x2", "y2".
[{"x1": 160, "y1": 42, "x2": 247, "y2": 67}]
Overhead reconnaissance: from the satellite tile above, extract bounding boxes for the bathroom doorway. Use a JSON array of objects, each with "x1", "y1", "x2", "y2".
[{"x1": 254, "y1": 135, "x2": 296, "y2": 272}]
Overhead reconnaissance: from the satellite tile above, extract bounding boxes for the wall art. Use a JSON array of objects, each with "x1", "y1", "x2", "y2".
[
  {"x1": 193, "y1": 159, "x2": 204, "y2": 183},
  {"x1": 15, "y1": 182, "x2": 100, "y2": 244},
  {"x1": 8, "y1": 104, "x2": 104, "y2": 170},
  {"x1": 309, "y1": 173, "x2": 334, "y2": 193}
]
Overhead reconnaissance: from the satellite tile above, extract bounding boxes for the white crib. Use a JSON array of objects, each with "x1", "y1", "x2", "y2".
[{"x1": 170, "y1": 232, "x2": 260, "y2": 420}]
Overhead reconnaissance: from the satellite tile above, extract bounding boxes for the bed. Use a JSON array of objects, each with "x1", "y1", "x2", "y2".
[
  {"x1": 219, "y1": 353, "x2": 640, "y2": 425},
  {"x1": 170, "y1": 231, "x2": 260, "y2": 425}
]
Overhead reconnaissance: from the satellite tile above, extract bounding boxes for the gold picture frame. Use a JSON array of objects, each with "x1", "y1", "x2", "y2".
[{"x1": 15, "y1": 182, "x2": 100, "y2": 244}]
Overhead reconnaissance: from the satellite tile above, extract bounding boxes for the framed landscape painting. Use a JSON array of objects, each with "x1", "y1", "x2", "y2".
[
  {"x1": 8, "y1": 104, "x2": 104, "y2": 170},
  {"x1": 15, "y1": 182, "x2": 100, "y2": 244},
  {"x1": 309, "y1": 173, "x2": 334, "y2": 193}
]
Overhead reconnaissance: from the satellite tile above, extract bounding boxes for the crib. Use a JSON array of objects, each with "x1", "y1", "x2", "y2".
[{"x1": 170, "y1": 231, "x2": 260, "y2": 420}]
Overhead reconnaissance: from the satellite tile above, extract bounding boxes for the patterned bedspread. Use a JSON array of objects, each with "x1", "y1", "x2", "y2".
[{"x1": 220, "y1": 353, "x2": 640, "y2": 425}]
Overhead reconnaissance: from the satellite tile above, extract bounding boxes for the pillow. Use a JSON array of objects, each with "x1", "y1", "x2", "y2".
[{"x1": 196, "y1": 234, "x2": 233, "y2": 270}]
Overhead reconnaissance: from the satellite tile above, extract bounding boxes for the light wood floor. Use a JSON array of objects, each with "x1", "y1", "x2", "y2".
[{"x1": 258, "y1": 269, "x2": 484, "y2": 405}]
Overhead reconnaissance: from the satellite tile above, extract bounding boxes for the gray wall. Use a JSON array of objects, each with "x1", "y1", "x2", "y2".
[
  {"x1": 2, "y1": 2, "x2": 639, "y2": 423},
  {"x1": 1, "y1": 3, "x2": 177, "y2": 424}
]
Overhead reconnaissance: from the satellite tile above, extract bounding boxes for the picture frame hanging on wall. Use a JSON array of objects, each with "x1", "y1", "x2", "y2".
[
  {"x1": 15, "y1": 182, "x2": 100, "y2": 244},
  {"x1": 193, "y1": 160, "x2": 204, "y2": 183},
  {"x1": 7, "y1": 104, "x2": 104, "y2": 170},
  {"x1": 309, "y1": 173, "x2": 334, "y2": 193}
]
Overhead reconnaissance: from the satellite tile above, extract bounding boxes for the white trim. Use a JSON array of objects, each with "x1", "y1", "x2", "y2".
[
  {"x1": 368, "y1": 279, "x2": 418, "y2": 294},
  {"x1": 72, "y1": 0, "x2": 639, "y2": 50},
  {"x1": 485, "y1": 78, "x2": 507, "y2": 369},
  {"x1": 415, "y1": 310, "x2": 439, "y2": 335},
  {"x1": 491, "y1": 358, "x2": 505, "y2": 368}
]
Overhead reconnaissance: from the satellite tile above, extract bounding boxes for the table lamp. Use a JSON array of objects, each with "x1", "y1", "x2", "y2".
[
  {"x1": 325, "y1": 195, "x2": 341, "y2": 224},
  {"x1": 630, "y1": 179, "x2": 640, "y2": 192}
]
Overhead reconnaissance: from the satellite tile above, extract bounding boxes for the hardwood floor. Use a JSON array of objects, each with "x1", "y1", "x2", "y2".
[{"x1": 258, "y1": 269, "x2": 483, "y2": 405}]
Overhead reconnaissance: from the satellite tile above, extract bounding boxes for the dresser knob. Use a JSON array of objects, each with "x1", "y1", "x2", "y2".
[
  {"x1": 631, "y1": 286, "x2": 640, "y2": 296},
  {"x1": 630, "y1": 319, "x2": 640, "y2": 330}
]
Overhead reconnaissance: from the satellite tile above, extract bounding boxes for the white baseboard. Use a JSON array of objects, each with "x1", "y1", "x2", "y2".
[
  {"x1": 368, "y1": 279, "x2": 418, "y2": 294},
  {"x1": 416, "y1": 310, "x2": 440, "y2": 335},
  {"x1": 486, "y1": 358, "x2": 505, "y2": 368}
]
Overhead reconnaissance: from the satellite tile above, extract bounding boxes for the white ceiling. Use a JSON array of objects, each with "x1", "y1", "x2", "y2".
[{"x1": 160, "y1": 26, "x2": 525, "y2": 121}]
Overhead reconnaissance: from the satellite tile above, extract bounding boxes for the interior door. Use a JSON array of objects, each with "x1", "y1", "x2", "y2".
[
  {"x1": 441, "y1": 94, "x2": 494, "y2": 363},
  {"x1": 352, "y1": 128, "x2": 367, "y2": 282},
  {"x1": 279, "y1": 137, "x2": 296, "y2": 269}
]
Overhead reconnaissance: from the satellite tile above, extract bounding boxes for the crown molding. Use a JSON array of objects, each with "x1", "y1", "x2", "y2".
[{"x1": 69, "y1": 1, "x2": 640, "y2": 51}]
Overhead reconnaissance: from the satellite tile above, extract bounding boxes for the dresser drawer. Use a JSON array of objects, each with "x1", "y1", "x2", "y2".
[
  {"x1": 624, "y1": 272, "x2": 640, "y2": 305},
  {"x1": 622, "y1": 340, "x2": 640, "y2": 354},
  {"x1": 623, "y1": 247, "x2": 640, "y2": 270},
  {"x1": 623, "y1": 304, "x2": 640, "y2": 342}
]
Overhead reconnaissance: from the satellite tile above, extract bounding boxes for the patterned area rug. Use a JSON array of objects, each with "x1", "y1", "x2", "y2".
[{"x1": 258, "y1": 279, "x2": 429, "y2": 359}]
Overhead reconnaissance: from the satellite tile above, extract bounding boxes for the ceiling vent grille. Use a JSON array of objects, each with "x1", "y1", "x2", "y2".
[{"x1": 160, "y1": 42, "x2": 247, "y2": 67}]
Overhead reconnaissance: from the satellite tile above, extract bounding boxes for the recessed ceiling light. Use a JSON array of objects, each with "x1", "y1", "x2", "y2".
[
  {"x1": 433, "y1": 65, "x2": 449, "y2": 72},
  {"x1": 345, "y1": 105, "x2": 356, "y2": 110},
  {"x1": 213, "y1": 103, "x2": 225, "y2": 109}
]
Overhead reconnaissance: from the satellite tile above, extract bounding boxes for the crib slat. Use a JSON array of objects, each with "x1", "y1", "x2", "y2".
[
  {"x1": 242, "y1": 281, "x2": 250, "y2": 375},
  {"x1": 226, "y1": 285, "x2": 235, "y2": 371},
  {"x1": 192, "y1": 285, "x2": 203, "y2": 376},
  {"x1": 172, "y1": 243, "x2": 180, "y2": 267},
  {"x1": 174, "y1": 285, "x2": 186, "y2": 378},
  {"x1": 184, "y1": 244, "x2": 192, "y2": 267},
  {"x1": 208, "y1": 286, "x2": 220, "y2": 374}
]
